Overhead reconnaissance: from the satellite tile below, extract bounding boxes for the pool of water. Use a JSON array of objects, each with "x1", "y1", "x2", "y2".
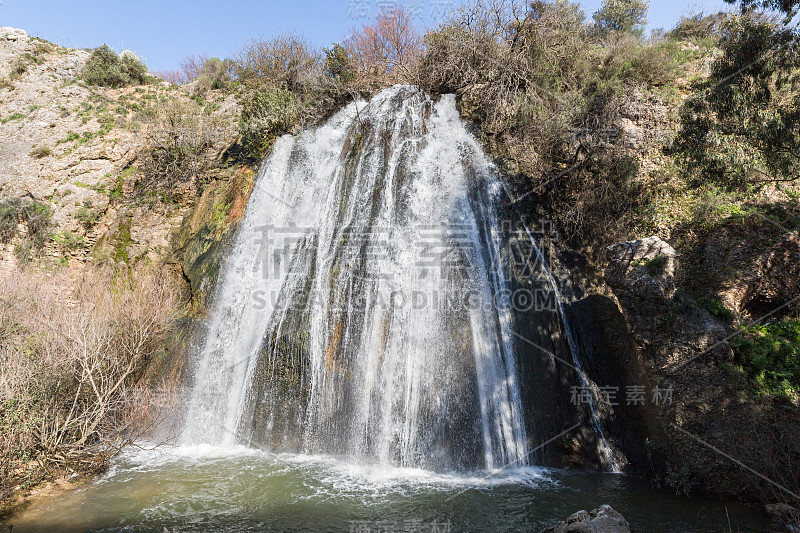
[{"x1": 5, "y1": 445, "x2": 769, "y2": 532}]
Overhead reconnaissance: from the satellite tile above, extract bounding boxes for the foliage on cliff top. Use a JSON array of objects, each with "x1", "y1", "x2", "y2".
[
  {"x1": 674, "y1": 14, "x2": 800, "y2": 188},
  {"x1": 82, "y1": 45, "x2": 150, "y2": 88}
]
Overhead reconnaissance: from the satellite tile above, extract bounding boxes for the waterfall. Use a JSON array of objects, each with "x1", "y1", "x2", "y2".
[{"x1": 182, "y1": 86, "x2": 528, "y2": 471}]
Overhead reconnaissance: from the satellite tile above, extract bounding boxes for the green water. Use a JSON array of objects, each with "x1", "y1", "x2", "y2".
[{"x1": 6, "y1": 445, "x2": 769, "y2": 532}]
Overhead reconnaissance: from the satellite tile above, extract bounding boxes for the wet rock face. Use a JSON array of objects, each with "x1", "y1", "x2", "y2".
[
  {"x1": 566, "y1": 295, "x2": 650, "y2": 472},
  {"x1": 541, "y1": 504, "x2": 632, "y2": 533},
  {"x1": 742, "y1": 231, "x2": 800, "y2": 318}
]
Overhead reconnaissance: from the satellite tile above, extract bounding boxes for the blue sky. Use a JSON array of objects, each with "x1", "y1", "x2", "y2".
[{"x1": 1, "y1": 0, "x2": 733, "y2": 72}]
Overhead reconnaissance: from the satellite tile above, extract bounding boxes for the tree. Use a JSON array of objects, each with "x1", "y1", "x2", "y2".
[
  {"x1": 675, "y1": 14, "x2": 800, "y2": 186},
  {"x1": 592, "y1": 0, "x2": 650, "y2": 36},
  {"x1": 345, "y1": 6, "x2": 423, "y2": 84},
  {"x1": 235, "y1": 34, "x2": 319, "y2": 91},
  {"x1": 724, "y1": 0, "x2": 800, "y2": 22},
  {"x1": 323, "y1": 43, "x2": 356, "y2": 83}
]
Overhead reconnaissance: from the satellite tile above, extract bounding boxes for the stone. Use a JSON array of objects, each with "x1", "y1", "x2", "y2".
[
  {"x1": 541, "y1": 505, "x2": 632, "y2": 533},
  {"x1": 617, "y1": 118, "x2": 643, "y2": 148},
  {"x1": 605, "y1": 236, "x2": 678, "y2": 303},
  {"x1": 0, "y1": 27, "x2": 29, "y2": 42}
]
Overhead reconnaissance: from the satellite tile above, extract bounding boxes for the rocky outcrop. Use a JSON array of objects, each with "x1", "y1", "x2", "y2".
[
  {"x1": 0, "y1": 27, "x2": 28, "y2": 42},
  {"x1": 605, "y1": 236, "x2": 678, "y2": 303},
  {"x1": 540, "y1": 505, "x2": 632, "y2": 533},
  {"x1": 602, "y1": 234, "x2": 800, "y2": 501},
  {"x1": 0, "y1": 28, "x2": 242, "y2": 291},
  {"x1": 741, "y1": 231, "x2": 800, "y2": 318},
  {"x1": 566, "y1": 294, "x2": 650, "y2": 472}
]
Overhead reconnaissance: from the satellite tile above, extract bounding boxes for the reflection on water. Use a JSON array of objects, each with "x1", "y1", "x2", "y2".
[{"x1": 5, "y1": 445, "x2": 769, "y2": 532}]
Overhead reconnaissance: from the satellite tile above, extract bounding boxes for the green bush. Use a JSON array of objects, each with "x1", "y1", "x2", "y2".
[
  {"x1": 323, "y1": 43, "x2": 356, "y2": 83},
  {"x1": 731, "y1": 320, "x2": 800, "y2": 399},
  {"x1": 54, "y1": 232, "x2": 87, "y2": 252},
  {"x1": 643, "y1": 254, "x2": 668, "y2": 276},
  {"x1": 82, "y1": 45, "x2": 149, "y2": 88},
  {"x1": 695, "y1": 296, "x2": 734, "y2": 322},
  {"x1": 0, "y1": 199, "x2": 21, "y2": 242},
  {"x1": 76, "y1": 204, "x2": 100, "y2": 229},
  {"x1": 195, "y1": 57, "x2": 236, "y2": 92},
  {"x1": 597, "y1": 34, "x2": 682, "y2": 86},
  {"x1": 674, "y1": 15, "x2": 800, "y2": 189},
  {"x1": 0, "y1": 198, "x2": 54, "y2": 252},
  {"x1": 592, "y1": 0, "x2": 650, "y2": 37},
  {"x1": 239, "y1": 88, "x2": 303, "y2": 160}
]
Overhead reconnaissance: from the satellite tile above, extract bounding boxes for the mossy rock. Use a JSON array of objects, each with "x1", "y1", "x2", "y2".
[{"x1": 171, "y1": 166, "x2": 254, "y2": 313}]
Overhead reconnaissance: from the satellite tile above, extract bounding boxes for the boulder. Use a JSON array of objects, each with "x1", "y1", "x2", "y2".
[
  {"x1": 741, "y1": 232, "x2": 800, "y2": 318},
  {"x1": 617, "y1": 118, "x2": 643, "y2": 148},
  {"x1": 541, "y1": 505, "x2": 632, "y2": 533},
  {"x1": 605, "y1": 236, "x2": 678, "y2": 303},
  {"x1": 0, "y1": 27, "x2": 29, "y2": 42}
]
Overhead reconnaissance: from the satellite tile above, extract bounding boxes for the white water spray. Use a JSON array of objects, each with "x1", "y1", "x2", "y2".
[{"x1": 182, "y1": 86, "x2": 528, "y2": 471}]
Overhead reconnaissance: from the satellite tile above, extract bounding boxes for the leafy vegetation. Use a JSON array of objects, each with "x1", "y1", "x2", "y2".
[
  {"x1": 732, "y1": 320, "x2": 800, "y2": 399},
  {"x1": 82, "y1": 45, "x2": 149, "y2": 88},
  {"x1": 591, "y1": 0, "x2": 650, "y2": 36},
  {"x1": 0, "y1": 198, "x2": 54, "y2": 254},
  {"x1": 674, "y1": 14, "x2": 800, "y2": 188},
  {"x1": 323, "y1": 44, "x2": 356, "y2": 83},
  {"x1": 239, "y1": 88, "x2": 303, "y2": 160}
]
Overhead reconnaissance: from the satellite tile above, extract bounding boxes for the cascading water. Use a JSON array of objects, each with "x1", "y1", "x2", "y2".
[
  {"x1": 520, "y1": 224, "x2": 622, "y2": 472},
  {"x1": 182, "y1": 86, "x2": 528, "y2": 471}
]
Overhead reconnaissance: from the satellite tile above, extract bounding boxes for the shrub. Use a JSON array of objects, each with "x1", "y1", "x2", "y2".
[
  {"x1": 591, "y1": 0, "x2": 650, "y2": 37},
  {"x1": 695, "y1": 296, "x2": 734, "y2": 322},
  {"x1": 643, "y1": 254, "x2": 668, "y2": 276},
  {"x1": 235, "y1": 34, "x2": 319, "y2": 91},
  {"x1": 76, "y1": 203, "x2": 100, "y2": 229},
  {"x1": 194, "y1": 57, "x2": 236, "y2": 92},
  {"x1": 29, "y1": 146, "x2": 51, "y2": 159},
  {"x1": 669, "y1": 12, "x2": 730, "y2": 43},
  {"x1": 239, "y1": 88, "x2": 303, "y2": 160},
  {"x1": 82, "y1": 44, "x2": 149, "y2": 88},
  {"x1": 674, "y1": 15, "x2": 800, "y2": 188},
  {"x1": 665, "y1": 463, "x2": 698, "y2": 496},
  {"x1": 731, "y1": 320, "x2": 800, "y2": 399},
  {"x1": 323, "y1": 43, "x2": 356, "y2": 84},
  {"x1": 595, "y1": 33, "x2": 682, "y2": 86},
  {"x1": 138, "y1": 98, "x2": 233, "y2": 194},
  {"x1": 0, "y1": 199, "x2": 21, "y2": 242},
  {"x1": 0, "y1": 266, "x2": 179, "y2": 501},
  {"x1": 0, "y1": 198, "x2": 53, "y2": 252},
  {"x1": 157, "y1": 54, "x2": 235, "y2": 91}
]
